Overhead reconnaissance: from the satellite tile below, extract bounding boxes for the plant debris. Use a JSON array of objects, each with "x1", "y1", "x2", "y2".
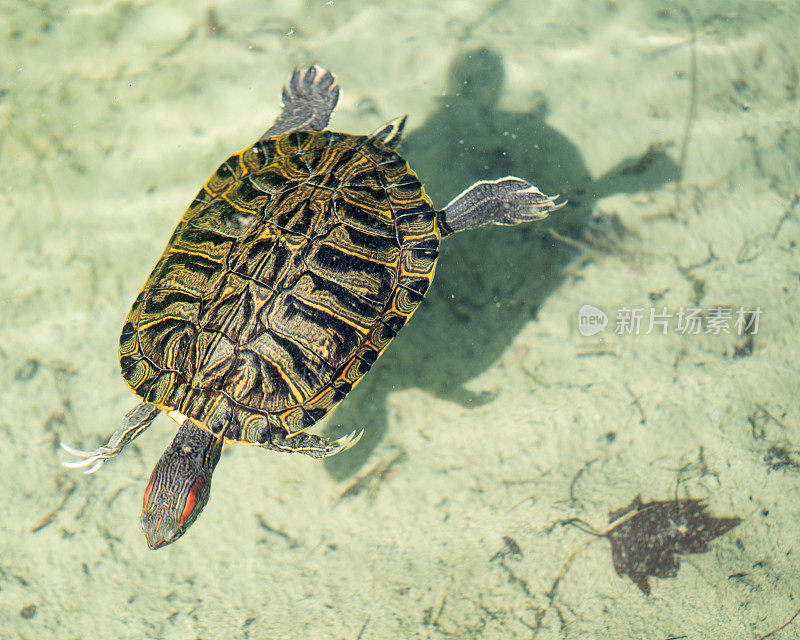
[
  {"x1": 490, "y1": 535, "x2": 523, "y2": 562},
  {"x1": 333, "y1": 451, "x2": 405, "y2": 507},
  {"x1": 606, "y1": 496, "x2": 741, "y2": 594},
  {"x1": 763, "y1": 445, "x2": 800, "y2": 473},
  {"x1": 20, "y1": 604, "x2": 37, "y2": 619}
]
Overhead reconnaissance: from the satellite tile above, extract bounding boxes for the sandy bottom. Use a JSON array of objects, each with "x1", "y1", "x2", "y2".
[{"x1": 1, "y1": 1, "x2": 799, "y2": 638}]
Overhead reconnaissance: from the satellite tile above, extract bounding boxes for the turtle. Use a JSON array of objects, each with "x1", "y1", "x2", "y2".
[{"x1": 62, "y1": 65, "x2": 562, "y2": 549}]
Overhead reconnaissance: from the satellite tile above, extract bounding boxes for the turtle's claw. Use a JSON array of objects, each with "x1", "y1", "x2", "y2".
[
  {"x1": 327, "y1": 428, "x2": 364, "y2": 456},
  {"x1": 59, "y1": 442, "x2": 94, "y2": 458},
  {"x1": 60, "y1": 442, "x2": 112, "y2": 474},
  {"x1": 60, "y1": 403, "x2": 161, "y2": 475}
]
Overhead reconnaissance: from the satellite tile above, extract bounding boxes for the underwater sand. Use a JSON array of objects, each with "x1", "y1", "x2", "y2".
[{"x1": 1, "y1": 1, "x2": 799, "y2": 638}]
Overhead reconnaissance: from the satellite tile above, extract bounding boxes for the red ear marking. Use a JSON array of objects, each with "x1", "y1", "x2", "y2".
[
  {"x1": 142, "y1": 477, "x2": 155, "y2": 512},
  {"x1": 179, "y1": 476, "x2": 204, "y2": 526}
]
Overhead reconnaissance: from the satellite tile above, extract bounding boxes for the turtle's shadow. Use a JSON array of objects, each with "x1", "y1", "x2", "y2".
[{"x1": 322, "y1": 49, "x2": 679, "y2": 480}]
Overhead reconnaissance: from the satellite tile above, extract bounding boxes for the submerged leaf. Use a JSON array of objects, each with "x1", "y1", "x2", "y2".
[{"x1": 606, "y1": 496, "x2": 741, "y2": 595}]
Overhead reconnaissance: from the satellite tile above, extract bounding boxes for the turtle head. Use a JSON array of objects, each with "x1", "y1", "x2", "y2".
[{"x1": 140, "y1": 420, "x2": 224, "y2": 550}]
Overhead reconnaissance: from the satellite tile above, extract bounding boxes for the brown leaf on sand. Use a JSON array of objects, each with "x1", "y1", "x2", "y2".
[{"x1": 606, "y1": 496, "x2": 741, "y2": 595}]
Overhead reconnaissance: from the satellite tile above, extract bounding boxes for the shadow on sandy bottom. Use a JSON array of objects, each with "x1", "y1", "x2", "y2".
[{"x1": 323, "y1": 48, "x2": 679, "y2": 480}]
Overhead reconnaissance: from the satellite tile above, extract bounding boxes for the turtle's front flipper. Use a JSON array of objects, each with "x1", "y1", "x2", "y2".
[
  {"x1": 260, "y1": 65, "x2": 340, "y2": 140},
  {"x1": 264, "y1": 429, "x2": 364, "y2": 459},
  {"x1": 61, "y1": 402, "x2": 160, "y2": 474},
  {"x1": 438, "y1": 177, "x2": 564, "y2": 237}
]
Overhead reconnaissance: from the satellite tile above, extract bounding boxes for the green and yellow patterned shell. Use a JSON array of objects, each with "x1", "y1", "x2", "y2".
[{"x1": 119, "y1": 130, "x2": 439, "y2": 445}]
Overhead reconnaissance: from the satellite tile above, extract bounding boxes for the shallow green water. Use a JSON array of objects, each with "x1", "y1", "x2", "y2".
[{"x1": 2, "y1": 1, "x2": 799, "y2": 638}]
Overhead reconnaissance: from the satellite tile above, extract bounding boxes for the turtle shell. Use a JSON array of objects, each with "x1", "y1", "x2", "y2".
[{"x1": 119, "y1": 130, "x2": 439, "y2": 445}]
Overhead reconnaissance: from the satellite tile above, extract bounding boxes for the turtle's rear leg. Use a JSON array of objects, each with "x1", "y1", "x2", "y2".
[
  {"x1": 61, "y1": 402, "x2": 160, "y2": 474},
  {"x1": 438, "y1": 177, "x2": 564, "y2": 237},
  {"x1": 261, "y1": 65, "x2": 340, "y2": 140}
]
